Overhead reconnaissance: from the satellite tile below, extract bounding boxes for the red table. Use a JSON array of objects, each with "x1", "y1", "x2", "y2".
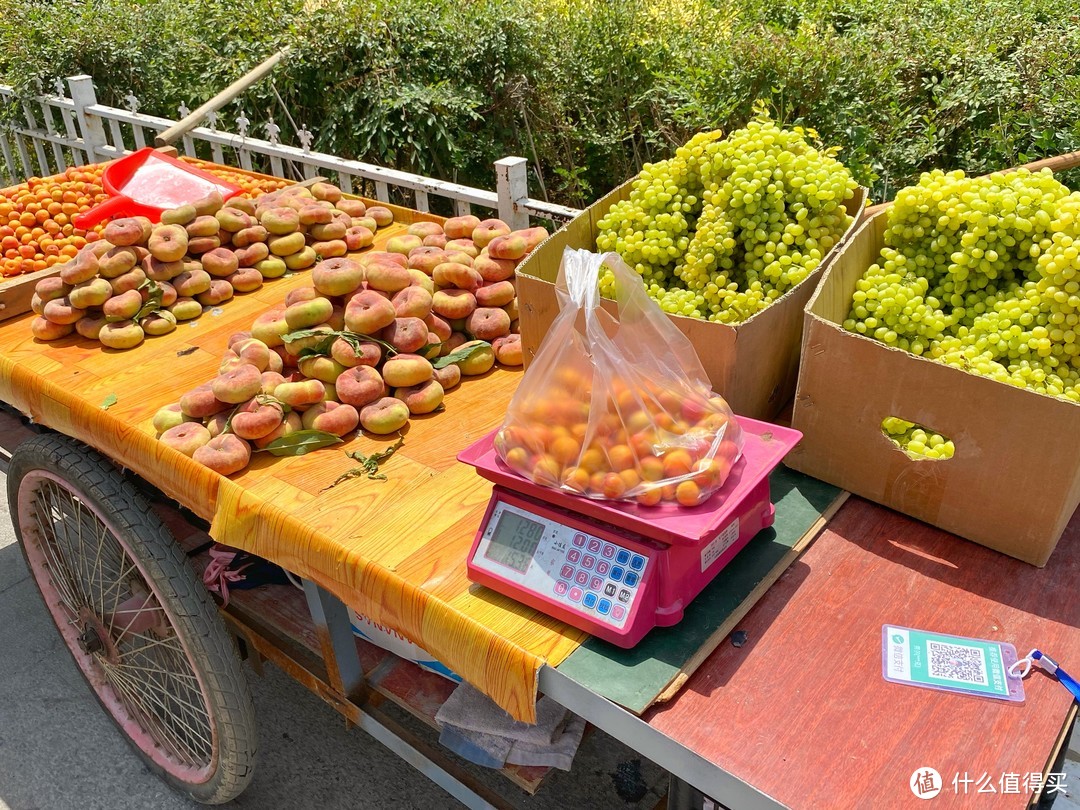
[{"x1": 636, "y1": 497, "x2": 1080, "y2": 808}]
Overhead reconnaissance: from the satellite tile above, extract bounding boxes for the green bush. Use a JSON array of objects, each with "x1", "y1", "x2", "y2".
[{"x1": 1, "y1": 0, "x2": 1078, "y2": 203}]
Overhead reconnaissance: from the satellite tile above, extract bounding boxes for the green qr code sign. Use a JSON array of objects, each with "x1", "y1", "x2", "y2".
[{"x1": 882, "y1": 625, "x2": 1025, "y2": 702}]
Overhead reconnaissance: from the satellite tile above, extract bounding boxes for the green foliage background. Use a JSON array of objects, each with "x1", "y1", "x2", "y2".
[{"x1": 1, "y1": 0, "x2": 1078, "y2": 203}]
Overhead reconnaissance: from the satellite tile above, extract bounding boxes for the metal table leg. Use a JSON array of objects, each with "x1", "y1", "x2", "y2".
[
  {"x1": 539, "y1": 665, "x2": 783, "y2": 810},
  {"x1": 302, "y1": 580, "x2": 510, "y2": 810},
  {"x1": 668, "y1": 774, "x2": 728, "y2": 810},
  {"x1": 303, "y1": 578, "x2": 365, "y2": 699}
]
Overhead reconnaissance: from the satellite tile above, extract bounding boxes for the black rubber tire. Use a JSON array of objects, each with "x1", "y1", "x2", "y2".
[{"x1": 7, "y1": 433, "x2": 258, "y2": 804}]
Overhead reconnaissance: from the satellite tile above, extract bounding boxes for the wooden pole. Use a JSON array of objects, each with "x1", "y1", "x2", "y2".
[
  {"x1": 864, "y1": 149, "x2": 1080, "y2": 217},
  {"x1": 154, "y1": 47, "x2": 290, "y2": 147},
  {"x1": 1017, "y1": 149, "x2": 1080, "y2": 174}
]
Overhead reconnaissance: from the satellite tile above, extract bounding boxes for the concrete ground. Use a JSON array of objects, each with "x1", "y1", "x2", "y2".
[
  {"x1": 0, "y1": 449, "x2": 668, "y2": 810},
  {"x1": 1065, "y1": 740, "x2": 1080, "y2": 810},
  {"x1": 0, "y1": 440, "x2": 1076, "y2": 810}
]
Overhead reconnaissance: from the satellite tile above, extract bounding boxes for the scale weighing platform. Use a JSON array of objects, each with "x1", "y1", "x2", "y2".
[{"x1": 458, "y1": 418, "x2": 802, "y2": 648}]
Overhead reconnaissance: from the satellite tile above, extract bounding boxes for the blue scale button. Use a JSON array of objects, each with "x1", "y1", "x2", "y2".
[
  {"x1": 582, "y1": 592, "x2": 598, "y2": 609},
  {"x1": 625, "y1": 571, "x2": 639, "y2": 588},
  {"x1": 630, "y1": 555, "x2": 645, "y2": 571},
  {"x1": 616, "y1": 549, "x2": 631, "y2": 565},
  {"x1": 609, "y1": 566, "x2": 624, "y2": 582},
  {"x1": 597, "y1": 599, "x2": 611, "y2": 616}
]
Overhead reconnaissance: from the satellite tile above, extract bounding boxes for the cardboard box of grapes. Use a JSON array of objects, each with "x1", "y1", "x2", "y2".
[
  {"x1": 515, "y1": 179, "x2": 866, "y2": 420},
  {"x1": 787, "y1": 209, "x2": 1080, "y2": 566}
]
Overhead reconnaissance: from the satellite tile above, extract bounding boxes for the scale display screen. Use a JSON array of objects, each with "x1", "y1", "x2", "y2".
[{"x1": 483, "y1": 510, "x2": 545, "y2": 573}]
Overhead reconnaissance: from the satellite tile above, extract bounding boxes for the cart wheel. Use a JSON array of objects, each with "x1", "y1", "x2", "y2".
[{"x1": 7, "y1": 434, "x2": 257, "y2": 804}]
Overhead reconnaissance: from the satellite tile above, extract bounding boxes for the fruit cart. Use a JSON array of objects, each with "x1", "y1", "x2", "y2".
[{"x1": 0, "y1": 159, "x2": 1077, "y2": 810}]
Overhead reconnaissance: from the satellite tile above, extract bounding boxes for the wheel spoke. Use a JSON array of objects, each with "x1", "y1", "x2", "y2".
[
  {"x1": 67, "y1": 485, "x2": 87, "y2": 595},
  {"x1": 108, "y1": 619, "x2": 215, "y2": 767},
  {"x1": 101, "y1": 656, "x2": 212, "y2": 765},
  {"x1": 111, "y1": 660, "x2": 205, "y2": 740},
  {"x1": 111, "y1": 661, "x2": 201, "y2": 684},
  {"x1": 70, "y1": 498, "x2": 127, "y2": 619},
  {"x1": 103, "y1": 663, "x2": 196, "y2": 754},
  {"x1": 120, "y1": 629, "x2": 187, "y2": 658},
  {"x1": 110, "y1": 592, "x2": 159, "y2": 641},
  {"x1": 151, "y1": 646, "x2": 214, "y2": 760},
  {"x1": 146, "y1": 669, "x2": 209, "y2": 748},
  {"x1": 98, "y1": 557, "x2": 140, "y2": 629},
  {"x1": 76, "y1": 496, "x2": 111, "y2": 617},
  {"x1": 30, "y1": 500, "x2": 82, "y2": 614},
  {"x1": 46, "y1": 481, "x2": 97, "y2": 611},
  {"x1": 121, "y1": 637, "x2": 207, "y2": 717},
  {"x1": 30, "y1": 481, "x2": 136, "y2": 622},
  {"x1": 101, "y1": 663, "x2": 204, "y2": 766},
  {"x1": 48, "y1": 482, "x2": 89, "y2": 605},
  {"x1": 68, "y1": 489, "x2": 125, "y2": 617},
  {"x1": 91, "y1": 519, "x2": 113, "y2": 618}
]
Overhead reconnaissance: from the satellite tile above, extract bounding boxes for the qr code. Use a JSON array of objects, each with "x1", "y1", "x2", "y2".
[{"x1": 926, "y1": 640, "x2": 988, "y2": 685}]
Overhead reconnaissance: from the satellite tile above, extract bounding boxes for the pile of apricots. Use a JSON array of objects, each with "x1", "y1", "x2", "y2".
[
  {"x1": 1, "y1": 161, "x2": 289, "y2": 279},
  {"x1": 0, "y1": 166, "x2": 107, "y2": 277},
  {"x1": 495, "y1": 367, "x2": 742, "y2": 507},
  {"x1": 180, "y1": 158, "x2": 291, "y2": 198}
]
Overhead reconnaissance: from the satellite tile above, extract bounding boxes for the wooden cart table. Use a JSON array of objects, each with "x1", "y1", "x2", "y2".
[
  {"x1": 3, "y1": 387, "x2": 1075, "y2": 809},
  {"x1": 0, "y1": 205, "x2": 1076, "y2": 807},
  {"x1": 0, "y1": 205, "x2": 588, "y2": 726}
]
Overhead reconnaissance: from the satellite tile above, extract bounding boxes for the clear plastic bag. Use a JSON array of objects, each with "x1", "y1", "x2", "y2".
[{"x1": 495, "y1": 248, "x2": 742, "y2": 507}]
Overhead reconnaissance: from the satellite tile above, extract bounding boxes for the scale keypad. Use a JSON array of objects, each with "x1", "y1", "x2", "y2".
[
  {"x1": 471, "y1": 501, "x2": 648, "y2": 631},
  {"x1": 553, "y1": 533, "x2": 646, "y2": 626}
]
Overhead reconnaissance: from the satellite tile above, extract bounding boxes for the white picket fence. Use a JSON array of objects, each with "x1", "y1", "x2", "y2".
[{"x1": 0, "y1": 75, "x2": 581, "y2": 228}]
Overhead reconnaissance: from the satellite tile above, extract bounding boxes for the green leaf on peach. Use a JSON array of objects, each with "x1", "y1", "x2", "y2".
[
  {"x1": 284, "y1": 328, "x2": 397, "y2": 358},
  {"x1": 255, "y1": 429, "x2": 343, "y2": 457},
  {"x1": 433, "y1": 341, "x2": 491, "y2": 369},
  {"x1": 134, "y1": 279, "x2": 164, "y2": 321}
]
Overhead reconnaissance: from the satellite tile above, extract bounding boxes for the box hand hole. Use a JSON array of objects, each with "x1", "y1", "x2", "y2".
[{"x1": 881, "y1": 416, "x2": 955, "y2": 460}]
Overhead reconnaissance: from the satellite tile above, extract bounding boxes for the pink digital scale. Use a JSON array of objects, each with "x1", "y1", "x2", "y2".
[{"x1": 459, "y1": 418, "x2": 802, "y2": 648}]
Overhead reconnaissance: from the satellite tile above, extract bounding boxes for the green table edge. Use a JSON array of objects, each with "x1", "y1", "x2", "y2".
[{"x1": 555, "y1": 466, "x2": 843, "y2": 713}]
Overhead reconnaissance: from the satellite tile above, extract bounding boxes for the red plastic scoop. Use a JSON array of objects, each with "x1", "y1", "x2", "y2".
[{"x1": 74, "y1": 147, "x2": 242, "y2": 228}]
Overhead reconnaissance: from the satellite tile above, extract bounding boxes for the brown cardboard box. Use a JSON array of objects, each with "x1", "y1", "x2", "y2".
[
  {"x1": 515, "y1": 182, "x2": 866, "y2": 420},
  {"x1": 787, "y1": 210, "x2": 1080, "y2": 566}
]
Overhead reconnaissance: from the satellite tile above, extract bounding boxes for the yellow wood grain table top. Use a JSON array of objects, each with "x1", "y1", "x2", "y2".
[{"x1": 0, "y1": 204, "x2": 585, "y2": 722}]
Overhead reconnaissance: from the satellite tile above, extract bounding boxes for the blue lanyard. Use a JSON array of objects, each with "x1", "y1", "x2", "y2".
[{"x1": 1021, "y1": 650, "x2": 1080, "y2": 701}]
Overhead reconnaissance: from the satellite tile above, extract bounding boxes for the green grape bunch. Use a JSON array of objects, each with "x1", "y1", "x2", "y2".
[
  {"x1": 882, "y1": 417, "x2": 956, "y2": 460},
  {"x1": 596, "y1": 130, "x2": 722, "y2": 294},
  {"x1": 595, "y1": 112, "x2": 859, "y2": 322},
  {"x1": 844, "y1": 168, "x2": 1080, "y2": 403}
]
